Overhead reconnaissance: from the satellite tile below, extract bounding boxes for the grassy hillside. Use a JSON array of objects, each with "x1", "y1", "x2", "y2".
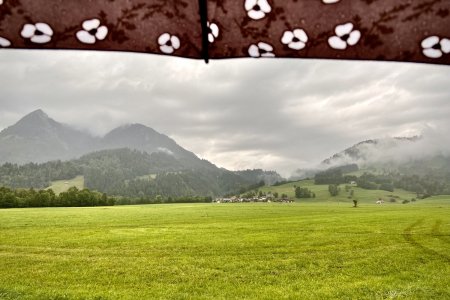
[
  {"x1": 256, "y1": 180, "x2": 417, "y2": 203},
  {"x1": 46, "y1": 176, "x2": 84, "y2": 194},
  {"x1": 0, "y1": 199, "x2": 449, "y2": 299}
]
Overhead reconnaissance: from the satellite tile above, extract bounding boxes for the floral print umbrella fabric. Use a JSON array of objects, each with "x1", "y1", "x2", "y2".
[{"x1": 0, "y1": 0, "x2": 449, "y2": 65}]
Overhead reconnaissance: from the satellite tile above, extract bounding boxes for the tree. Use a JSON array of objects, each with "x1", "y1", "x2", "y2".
[
  {"x1": 295, "y1": 187, "x2": 313, "y2": 198},
  {"x1": 379, "y1": 183, "x2": 394, "y2": 192},
  {"x1": 315, "y1": 169, "x2": 345, "y2": 184},
  {"x1": 328, "y1": 184, "x2": 340, "y2": 197},
  {"x1": 0, "y1": 191, "x2": 15, "y2": 208}
]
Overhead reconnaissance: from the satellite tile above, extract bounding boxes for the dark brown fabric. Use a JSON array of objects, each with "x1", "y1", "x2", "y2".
[
  {"x1": 0, "y1": 0, "x2": 203, "y2": 58},
  {"x1": 1, "y1": 0, "x2": 449, "y2": 65}
]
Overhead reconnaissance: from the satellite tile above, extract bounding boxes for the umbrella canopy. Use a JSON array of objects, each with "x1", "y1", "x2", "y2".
[{"x1": 1, "y1": 0, "x2": 449, "y2": 64}]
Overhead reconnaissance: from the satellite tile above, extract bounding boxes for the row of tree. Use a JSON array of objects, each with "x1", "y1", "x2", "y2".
[
  {"x1": 314, "y1": 167, "x2": 357, "y2": 185},
  {"x1": 0, "y1": 186, "x2": 215, "y2": 209},
  {"x1": 115, "y1": 195, "x2": 213, "y2": 206},
  {"x1": 0, "y1": 186, "x2": 113, "y2": 208}
]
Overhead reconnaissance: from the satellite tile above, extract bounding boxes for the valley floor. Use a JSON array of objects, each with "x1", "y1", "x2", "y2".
[{"x1": 0, "y1": 200, "x2": 449, "y2": 299}]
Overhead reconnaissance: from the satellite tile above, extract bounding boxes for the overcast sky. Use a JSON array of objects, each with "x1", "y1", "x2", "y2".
[{"x1": 0, "y1": 50, "x2": 449, "y2": 176}]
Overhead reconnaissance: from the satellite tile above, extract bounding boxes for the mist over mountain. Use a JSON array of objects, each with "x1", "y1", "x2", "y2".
[
  {"x1": 291, "y1": 133, "x2": 450, "y2": 179},
  {"x1": 321, "y1": 136, "x2": 421, "y2": 167}
]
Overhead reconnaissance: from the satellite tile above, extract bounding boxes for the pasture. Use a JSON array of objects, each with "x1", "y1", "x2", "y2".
[
  {"x1": 0, "y1": 197, "x2": 449, "y2": 299},
  {"x1": 257, "y1": 180, "x2": 417, "y2": 204},
  {"x1": 46, "y1": 176, "x2": 85, "y2": 195}
]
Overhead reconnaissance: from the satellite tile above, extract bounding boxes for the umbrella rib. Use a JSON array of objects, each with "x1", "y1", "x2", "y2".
[{"x1": 198, "y1": 0, "x2": 209, "y2": 63}]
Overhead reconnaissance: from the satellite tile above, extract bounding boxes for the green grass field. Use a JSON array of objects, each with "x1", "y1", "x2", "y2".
[
  {"x1": 257, "y1": 180, "x2": 417, "y2": 204},
  {"x1": 46, "y1": 176, "x2": 84, "y2": 194},
  {"x1": 0, "y1": 190, "x2": 449, "y2": 299}
]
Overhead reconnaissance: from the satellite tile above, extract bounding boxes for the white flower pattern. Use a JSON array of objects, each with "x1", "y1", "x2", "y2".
[
  {"x1": 245, "y1": 0, "x2": 271, "y2": 20},
  {"x1": 20, "y1": 23, "x2": 53, "y2": 44},
  {"x1": 207, "y1": 22, "x2": 219, "y2": 43},
  {"x1": 248, "y1": 42, "x2": 275, "y2": 58},
  {"x1": 281, "y1": 29, "x2": 308, "y2": 50},
  {"x1": 0, "y1": 1, "x2": 447, "y2": 65},
  {"x1": 328, "y1": 22, "x2": 361, "y2": 50},
  {"x1": 421, "y1": 36, "x2": 450, "y2": 58},
  {"x1": 158, "y1": 33, "x2": 180, "y2": 54},
  {"x1": 76, "y1": 19, "x2": 108, "y2": 44},
  {"x1": 0, "y1": 36, "x2": 11, "y2": 47}
]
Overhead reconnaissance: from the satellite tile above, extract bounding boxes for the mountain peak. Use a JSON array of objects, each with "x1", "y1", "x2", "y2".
[
  {"x1": 19, "y1": 109, "x2": 50, "y2": 123},
  {"x1": 119, "y1": 123, "x2": 154, "y2": 131},
  {"x1": 28, "y1": 109, "x2": 48, "y2": 118},
  {"x1": 19, "y1": 109, "x2": 53, "y2": 124},
  {"x1": 0, "y1": 110, "x2": 97, "y2": 164},
  {"x1": 104, "y1": 123, "x2": 160, "y2": 138},
  {"x1": 1, "y1": 109, "x2": 55, "y2": 136}
]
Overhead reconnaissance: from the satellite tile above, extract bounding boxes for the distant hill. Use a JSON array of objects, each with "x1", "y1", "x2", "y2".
[
  {"x1": 291, "y1": 136, "x2": 449, "y2": 179},
  {"x1": 321, "y1": 137, "x2": 421, "y2": 167},
  {"x1": 0, "y1": 148, "x2": 282, "y2": 197},
  {"x1": 292, "y1": 136, "x2": 450, "y2": 196},
  {"x1": 234, "y1": 169, "x2": 284, "y2": 186},
  {"x1": 0, "y1": 110, "x2": 96, "y2": 164},
  {"x1": 0, "y1": 110, "x2": 215, "y2": 171},
  {"x1": 0, "y1": 110, "x2": 283, "y2": 197},
  {"x1": 101, "y1": 124, "x2": 212, "y2": 170}
]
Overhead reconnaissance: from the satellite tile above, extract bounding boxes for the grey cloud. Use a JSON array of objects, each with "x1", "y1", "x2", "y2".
[{"x1": 0, "y1": 50, "x2": 449, "y2": 176}]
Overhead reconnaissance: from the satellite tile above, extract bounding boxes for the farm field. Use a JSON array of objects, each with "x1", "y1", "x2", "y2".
[
  {"x1": 46, "y1": 176, "x2": 85, "y2": 194},
  {"x1": 0, "y1": 197, "x2": 449, "y2": 299}
]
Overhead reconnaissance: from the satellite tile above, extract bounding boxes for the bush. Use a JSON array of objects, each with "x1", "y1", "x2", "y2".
[
  {"x1": 295, "y1": 187, "x2": 314, "y2": 199},
  {"x1": 402, "y1": 199, "x2": 410, "y2": 204},
  {"x1": 353, "y1": 199, "x2": 358, "y2": 207},
  {"x1": 328, "y1": 184, "x2": 340, "y2": 197},
  {"x1": 389, "y1": 198, "x2": 396, "y2": 203}
]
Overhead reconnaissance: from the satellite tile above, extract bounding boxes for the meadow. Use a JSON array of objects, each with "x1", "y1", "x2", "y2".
[
  {"x1": 46, "y1": 176, "x2": 85, "y2": 195},
  {"x1": 0, "y1": 189, "x2": 449, "y2": 299},
  {"x1": 256, "y1": 180, "x2": 417, "y2": 203}
]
